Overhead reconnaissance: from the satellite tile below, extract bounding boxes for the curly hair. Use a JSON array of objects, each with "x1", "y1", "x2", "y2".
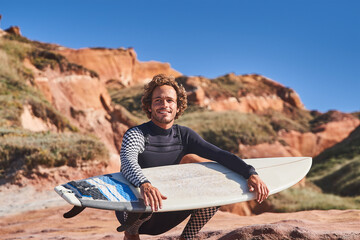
[{"x1": 141, "y1": 74, "x2": 187, "y2": 119}]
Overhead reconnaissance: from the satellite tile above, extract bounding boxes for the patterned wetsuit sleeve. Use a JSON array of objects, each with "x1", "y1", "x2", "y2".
[
  {"x1": 182, "y1": 126, "x2": 257, "y2": 179},
  {"x1": 120, "y1": 127, "x2": 149, "y2": 187}
]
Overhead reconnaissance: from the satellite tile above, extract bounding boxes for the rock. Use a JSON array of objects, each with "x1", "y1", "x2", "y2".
[
  {"x1": 5, "y1": 26, "x2": 21, "y2": 36},
  {"x1": 56, "y1": 47, "x2": 181, "y2": 86},
  {"x1": 177, "y1": 74, "x2": 305, "y2": 114},
  {"x1": 279, "y1": 112, "x2": 360, "y2": 157},
  {"x1": 24, "y1": 57, "x2": 118, "y2": 154},
  {"x1": 21, "y1": 104, "x2": 58, "y2": 132}
]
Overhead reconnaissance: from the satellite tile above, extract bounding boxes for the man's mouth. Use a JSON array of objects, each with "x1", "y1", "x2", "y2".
[{"x1": 157, "y1": 109, "x2": 171, "y2": 114}]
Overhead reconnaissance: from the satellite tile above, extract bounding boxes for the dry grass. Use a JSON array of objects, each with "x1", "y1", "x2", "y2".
[{"x1": 0, "y1": 128, "x2": 109, "y2": 179}]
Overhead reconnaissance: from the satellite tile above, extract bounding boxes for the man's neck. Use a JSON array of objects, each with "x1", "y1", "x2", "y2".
[{"x1": 150, "y1": 119, "x2": 174, "y2": 129}]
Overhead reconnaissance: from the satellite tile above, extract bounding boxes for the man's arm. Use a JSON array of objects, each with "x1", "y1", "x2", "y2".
[
  {"x1": 183, "y1": 126, "x2": 269, "y2": 202},
  {"x1": 183, "y1": 126, "x2": 256, "y2": 178},
  {"x1": 120, "y1": 127, "x2": 166, "y2": 211},
  {"x1": 120, "y1": 127, "x2": 149, "y2": 187}
]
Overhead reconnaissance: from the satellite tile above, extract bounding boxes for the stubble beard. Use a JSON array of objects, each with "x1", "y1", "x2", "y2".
[
  {"x1": 152, "y1": 113, "x2": 175, "y2": 124},
  {"x1": 151, "y1": 109, "x2": 176, "y2": 125}
]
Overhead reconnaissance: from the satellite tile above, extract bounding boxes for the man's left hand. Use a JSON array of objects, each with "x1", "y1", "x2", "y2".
[{"x1": 247, "y1": 174, "x2": 269, "y2": 204}]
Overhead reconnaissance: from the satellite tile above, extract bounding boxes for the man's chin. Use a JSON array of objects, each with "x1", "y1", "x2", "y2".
[
  {"x1": 154, "y1": 116, "x2": 174, "y2": 124},
  {"x1": 160, "y1": 119, "x2": 174, "y2": 124}
]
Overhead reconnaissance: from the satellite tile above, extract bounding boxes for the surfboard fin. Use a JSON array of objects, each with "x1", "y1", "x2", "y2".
[
  {"x1": 116, "y1": 213, "x2": 142, "y2": 232},
  {"x1": 63, "y1": 206, "x2": 86, "y2": 218}
]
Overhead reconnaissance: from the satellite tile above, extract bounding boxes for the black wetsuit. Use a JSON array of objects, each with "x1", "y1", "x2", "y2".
[{"x1": 118, "y1": 121, "x2": 257, "y2": 235}]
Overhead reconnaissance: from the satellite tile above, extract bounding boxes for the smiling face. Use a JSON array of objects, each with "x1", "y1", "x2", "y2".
[{"x1": 149, "y1": 85, "x2": 179, "y2": 129}]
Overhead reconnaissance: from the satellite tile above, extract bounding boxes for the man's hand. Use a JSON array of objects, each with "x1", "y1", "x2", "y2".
[
  {"x1": 140, "y1": 182, "x2": 167, "y2": 211},
  {"x1": 247, "y1": 174, "x2": 269, "y2": 204}
]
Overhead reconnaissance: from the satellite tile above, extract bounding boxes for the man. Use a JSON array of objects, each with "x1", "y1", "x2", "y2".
[{"x1": 117, "y1": 74, "x2": 269, "y2": 240}]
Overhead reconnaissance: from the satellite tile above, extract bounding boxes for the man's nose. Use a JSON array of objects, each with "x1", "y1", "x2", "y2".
[{"x1": 159, "y1": 99, "x2": 169, "y2": 106}]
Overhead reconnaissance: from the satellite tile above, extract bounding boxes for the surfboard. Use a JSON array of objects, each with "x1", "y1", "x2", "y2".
[{"x1": 55, "y1": 157, "x2": 312, "y2": 215}]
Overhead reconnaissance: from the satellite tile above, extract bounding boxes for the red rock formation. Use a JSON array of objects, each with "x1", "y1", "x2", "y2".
[
  {"x1": 5, "y1": 26, "x2": 21, "y2": 36},
  {"x1": 56, "y1": 47, "x2": 181, "y2": 86},
  {"x1": 23, "y1": 57, "x2": 118, "y2": 155},
  {"x1": 177, "y1": 75, "x2": 359, "y2": 159},
  {"x1": 178, "y1": 74, "x2": 305, "y2": 114},
  {"x1": 279, "y1": 112, "x2": 360, "y2": 157}
]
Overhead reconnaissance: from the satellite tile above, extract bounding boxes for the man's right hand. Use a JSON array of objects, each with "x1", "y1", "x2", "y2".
[{"x1": 140, "y1": 182, "x2": 167, "y2": 211}]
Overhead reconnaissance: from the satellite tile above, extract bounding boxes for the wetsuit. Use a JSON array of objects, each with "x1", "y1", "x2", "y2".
[{"x1": 117, "y1": 121, "x2": 257, "y2": 238}]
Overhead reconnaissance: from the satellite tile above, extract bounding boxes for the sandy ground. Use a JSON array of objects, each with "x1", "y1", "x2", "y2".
[
  {"x1": 0, "y1": 188, "x2": 360, "y2": 240},
  {"x1": 0, "y1": 185, "x2": 360, "y2": 240},
  {"x1": 1, "y1": 205, "x2": 360, "y2": 239}
]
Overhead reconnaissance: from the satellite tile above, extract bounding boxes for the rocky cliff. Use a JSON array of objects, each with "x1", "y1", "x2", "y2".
[
  {"x1": 176, "y1": 75, "x2": 359, "y2": 159},
  {"x1": 56, "y1": 47, "x2": 181, "y2": 87}
]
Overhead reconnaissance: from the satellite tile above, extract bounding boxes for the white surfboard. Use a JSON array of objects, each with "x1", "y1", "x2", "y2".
[{"x1": 55, "y1": 157, "x2": 312, "y2": 214}]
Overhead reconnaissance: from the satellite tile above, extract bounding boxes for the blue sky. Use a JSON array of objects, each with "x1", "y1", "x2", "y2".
[{"x1": 1, "y1": 0, "x2": 359, "y2": 113}]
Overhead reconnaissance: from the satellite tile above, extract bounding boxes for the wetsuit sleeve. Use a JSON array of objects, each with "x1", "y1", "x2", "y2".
[
  {"x1": 182, "y1": 127, "x2": 257, "y2": 179},
  {"x1": 120, "y1": 127, "x2": 150, "y2": 187}
]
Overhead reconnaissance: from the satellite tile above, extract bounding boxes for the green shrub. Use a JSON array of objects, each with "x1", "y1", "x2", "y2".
[
  {"x1": 0, "y1": 38, "x2": 78, "y2": 130},
  {"x1": 0, "y1": 128, "x2": 109, "y2": 178},
  {"x1": 109, "y1": 84, "x2": 146, "y2": 119},
  {"x1": 0, "y1": 95, "x2": 23, "y2": 127},
  {"x1": 310, "y1": 126, "x2": 360, "y2": 179},
  {"x1": 177, "y1": 111, "x2": 277, "y2": 153},
  {"x1": 264, "y1": 109, "x2": 312, "y2": 133},
  {"x1": 28, "y1": 98, "x2": 77, "y2": 132},
  {"x1": 29, "y1": 49, "x2": 99, "y2": 78},
  {"x1": 314, "y1": 158, "x2": 360, "y2": 196},
  {"x1": 269, "y1": 184, "x2": 360, "y2": 212},
  {"x1": 352, "y1": 111, "x2": 360, "y2": 119},
  {"x1": 212, "y1": 74, "x2": 245, "y2": 96},
  {"x1": 309, "y1": 126, "x2": 360, "y2": 197}
]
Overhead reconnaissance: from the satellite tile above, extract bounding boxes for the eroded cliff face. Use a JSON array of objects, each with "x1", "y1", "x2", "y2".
[
  {"x1": 177, "y1": 75, "x2": 360, "y2": 159},
  {"x1": 56, "y1": 47, "x2": 181, "y2": 86},
  {"x1": 178, "y1": 73, "x2": 304, "y2": 114},
  {"x1": 22, "y1": 58, "x2": 119, "y2": 155},
  {"x1": 279, "y1": 112, "x2": 360, "y2": 157},
  {"x1": 236, "y1": 112, "x2": 360, "y2": 159}
]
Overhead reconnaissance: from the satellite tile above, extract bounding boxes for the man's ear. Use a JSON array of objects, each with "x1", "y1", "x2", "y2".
[{"x1": 148, "y1": 108, "x2": 152, "y2": 112}]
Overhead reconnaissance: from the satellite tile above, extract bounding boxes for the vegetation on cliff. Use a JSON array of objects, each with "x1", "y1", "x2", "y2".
[
  {"x1": 309, "y1": 125, "x2": 360, "y2": 196},
  {"x1": 0, "y1": 36, "x2": 76, "y2": 130},
  {"x1": 0, "y1": 34, "x2": 108, "y2": 182},
  {"x1": 0, "y1": 129, "x2": 108, "y2": 180},
  {"x1": 270, "y1": 181, "x2": 360, "y2": 212},
  {"x1": 177, "y1": 111, "x2": 277, "y2": 153}
]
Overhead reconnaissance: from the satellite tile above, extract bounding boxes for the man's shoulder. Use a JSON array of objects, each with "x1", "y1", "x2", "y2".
[
  {"x1": 176, "y1": 124, "x2": 191, "y2": 131},
  {"x1": 125, "y1": 125, "x2": 144, "y2": 136},
  {"x1": 125, "y1": 121, "x2": 152, "y2": 136},
  {"x1": 176, "y1": 124, "x2": 198, "y2": 136}
]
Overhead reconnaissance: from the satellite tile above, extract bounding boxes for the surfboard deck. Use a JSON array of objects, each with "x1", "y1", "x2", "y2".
[{"x1": 55, "y1": 157, "x2": 312, "y2": 214}]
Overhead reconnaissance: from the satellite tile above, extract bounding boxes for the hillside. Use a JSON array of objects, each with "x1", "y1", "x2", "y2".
[
  {"x1": 309, "y1": 125, "x2": 360, "y2": 196},
  {"x1": 0, "y1": 30, "x2": 111, "y2": 184},
  {"x1": 0, "y1": 26, "x2": 360, "y2": 216}
]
